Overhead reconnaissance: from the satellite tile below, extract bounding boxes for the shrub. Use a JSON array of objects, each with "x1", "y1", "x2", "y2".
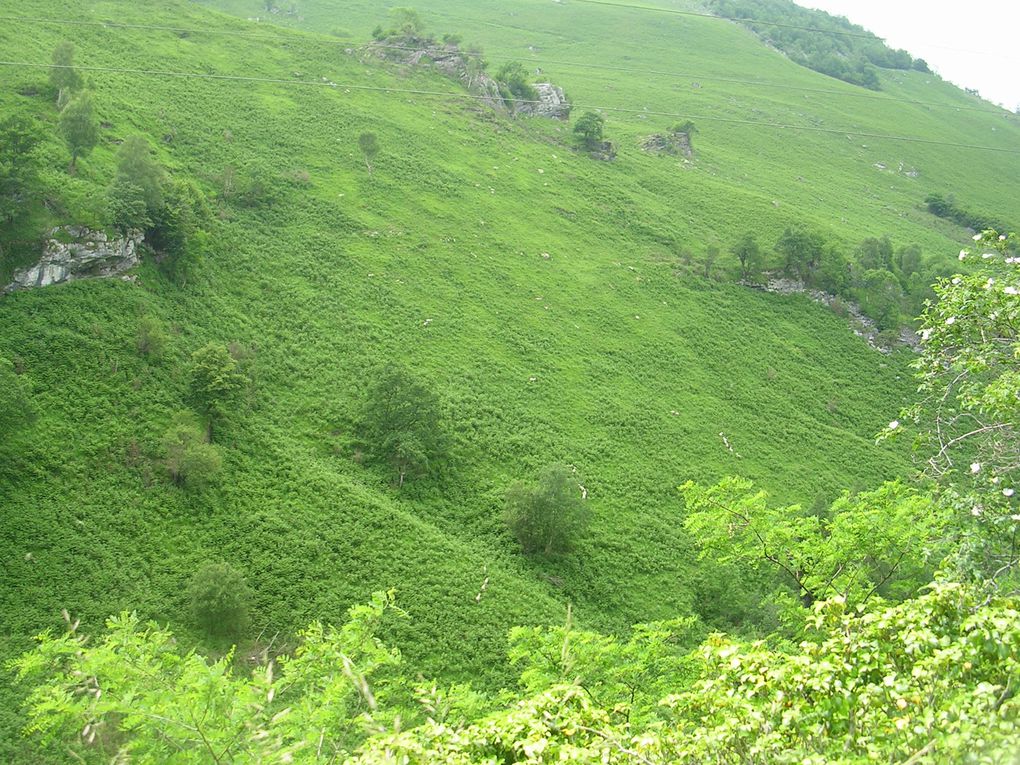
[
  {"x1": 187, "y1": 562, "x2": 251, "y2": 638},
  {"x1": 505, "y1": 464, "x2": 590, "y2": 556},
  {"x1": 135, "y1": 315, "x2": 168, "y2": 359},
  {"x1": 495, "y1": 61, "x2": 538, "y2": 106},
  {"x1": 573, "y1": 111, "x2": 605, "y2": 151},
  {"x1": 163, "y1": 418, "x2": 222, "y2": 489}
]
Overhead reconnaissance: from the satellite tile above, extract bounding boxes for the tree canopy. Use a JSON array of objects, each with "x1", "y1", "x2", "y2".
[
  {"x1": 359, "y1": 364, "x2": 448, "y2": 486},
  {"x1": 505, "y1": 463, "x2": 591, "y2": 556},
  {"x1": 58, "y1": 91, "x2": 98, "y2": 172},
  {"x1": 188, "y1": 342, "x2": 246, "y2": 441},
  {"x1": 573, "y1": 111, "x2": 605, "y2": 151}
]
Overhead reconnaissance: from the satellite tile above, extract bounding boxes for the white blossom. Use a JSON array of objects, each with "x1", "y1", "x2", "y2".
[
  {"x1": 959, "y1": 249, "x2": 969, "y2": 260},
  {"x1": 1004, "y1": 488, "x2": 1015, "y2": 498},
  {"x1": 888, "y1": 420, "x2": 900, "y2": 430},
  {"x1": 1004, "y1": 286, "x2": 1019, "y2": 296},
  {"x1": 972, "y1": 506, "x2": 983, "y2": 517},
  {"x1": 971, "y1": 462, "x2": 981, "y2": 474},
  {"x1": 973, "y1": 233, "x2": 983, "y2": 241},
  {"x1": 945, "y1": 316, "x2": 956, "y2": 325}
]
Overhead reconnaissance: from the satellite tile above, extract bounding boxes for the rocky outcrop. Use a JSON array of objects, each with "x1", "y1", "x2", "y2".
[
  {"x1": 369, "y1": 36, "x2": 504, "y2": 110},
  {"x1": 588, "y1": 141, "x2": 617, "y2": 162},
  {"x1": 749, "y1": 276, "x2": 920, "y2": 354},
  {"x1": 513, "y1": 83, "x2": 570, "y2": 120},
  {"x1": 641, "y1": 129, "x2": 693, "y2": 158},
  {"x1": 368, "y1": 37, "x2": 569, "y2": 119},
  {"x1": 3, "y1": 226, "x2": 143, "y2": 295}
]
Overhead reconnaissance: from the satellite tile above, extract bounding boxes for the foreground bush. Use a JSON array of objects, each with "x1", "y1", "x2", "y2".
[{"x1": 10, "y1": 584, "x2": 1020, "y2": 763}]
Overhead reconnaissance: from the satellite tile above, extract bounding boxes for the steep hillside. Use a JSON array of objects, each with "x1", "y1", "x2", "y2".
[
  {"x1": 2, "y1": 0, "x2": 1013, "y2": 759},
  {"x1": 199, "y1": 0, "x2": 1020, "y2": 243}
]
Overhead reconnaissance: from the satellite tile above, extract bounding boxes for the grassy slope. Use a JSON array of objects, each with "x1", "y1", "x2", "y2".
[
  {"x1": 200, "y1": 0, "x2": 1020, "y2": 244},
  {"x1": 3, "y1": 0, "x2": 1014, "y2": 757}
]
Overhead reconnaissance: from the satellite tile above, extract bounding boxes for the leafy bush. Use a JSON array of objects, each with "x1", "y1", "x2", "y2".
[
  {"x1": 163, "y1": 417, "x2": 222, "y2": 489},
  {"x1": 187, "y1": 562, "x2": 251, "y2": 638},
  {"x1": 188, "y1": 342, "x2": 246, "y2": 441},
  {"x1": 572, "y1": 111, "x2": 605, "y2": 151},
  {"x1": 505, "y1": 463, "x2": 590, "y2": 556},
  {"x1": 495, "y1": 61, "x2": 538, "y2": 107},
  {"x1": 135, "y1": 315, "x2": 168, "y2": 359}
]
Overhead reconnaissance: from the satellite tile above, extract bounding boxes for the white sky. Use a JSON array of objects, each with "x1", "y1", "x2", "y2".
[{"x1": 794, "y1": 1, "x2": 1020, "y2": 110}]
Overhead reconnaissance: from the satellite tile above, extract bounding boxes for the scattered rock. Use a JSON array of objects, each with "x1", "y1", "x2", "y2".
[{"x1": 3, "y1": 227, "x2": 144, "y2": 295}]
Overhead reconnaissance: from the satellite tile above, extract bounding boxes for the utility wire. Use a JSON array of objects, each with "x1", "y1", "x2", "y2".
[
  {"x1": 3, "y1": 60, "x2": 1018, "y2": 154},
  {"x1": 2, "y1": 15, "x2": 1013, "y2": 119}
]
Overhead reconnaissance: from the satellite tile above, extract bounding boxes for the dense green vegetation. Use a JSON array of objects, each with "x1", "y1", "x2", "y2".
[
  {"x1": 2, "y1": 0, "x2": 1019, "y2": 761},
  {"x1": 706, "y1": 0, "x2": 929, "y2": 89}
]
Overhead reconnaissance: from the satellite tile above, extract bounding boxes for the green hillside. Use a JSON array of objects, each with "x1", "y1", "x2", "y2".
[{"x1": 1, "y1": 0, "x2": 1016, "y2": 760}]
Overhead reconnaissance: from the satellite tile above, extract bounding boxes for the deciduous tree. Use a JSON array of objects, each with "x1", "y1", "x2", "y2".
[
  {"x1": 682, "y1": 477, "x2": 943, "y2": 607},
  {"x1": 894, "y1": 230, "x2": 1020, "y2": 582},
  {"x1": 775, "y1": 225, "x2": 825, "y2": 282},
  {"x1": 58, "y1": 91, "x2": 98, "y2": 173},
  {"x1": 48, "y1": 41, "x2": 82, "y2": 101},
  {"x1": 163, "y1": 418, "x2": 223, "y2": 489},
  {"x1": 360, "y1": 363, "x2": 448, "y2": 486},
  {"x1": 573, "y1": 111, "x2": 605, "y2": 151},
  {"x1": 188, "y1": 342, "x2": 245, "y2": 441},
  {"x1": 731, "y1": 231, "x2": 763, "y2": 282},
  {"x1": 115, "y1": 135, "x2": 164, "y2": 214},
  {"x1": 0, "y1": 114, "x2": 42, "y2": 223},
  {"x1": 187, "y1": 562, "x2": 252, "y2": 638},
  {"x1": 505, "y1": 463, "x2": 590, "y2": 556},
  {"x1": 358, "y1": 131, "x2": 379, "y2": 175},
  {"x1": 0, "y1": 356, "x2": 35, "y2": 445}
]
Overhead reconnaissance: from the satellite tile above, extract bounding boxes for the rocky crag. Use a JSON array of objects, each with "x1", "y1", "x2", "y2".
[
  {"x1": 3, "y1": 226, "x2": 143, "y2": 295},
  {"x1": 367, "y1": 36, "x2": 570, "y2": 119}
]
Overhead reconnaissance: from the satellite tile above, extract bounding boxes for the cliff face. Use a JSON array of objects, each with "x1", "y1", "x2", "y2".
[{"x1": 3, "y1": 226, "x2": 143, "y2": 294}]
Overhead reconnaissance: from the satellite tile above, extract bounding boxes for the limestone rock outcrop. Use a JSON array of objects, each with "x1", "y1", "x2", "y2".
[{"x1": 3, "y1": 226, "x2": 143, "y2": 295}]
